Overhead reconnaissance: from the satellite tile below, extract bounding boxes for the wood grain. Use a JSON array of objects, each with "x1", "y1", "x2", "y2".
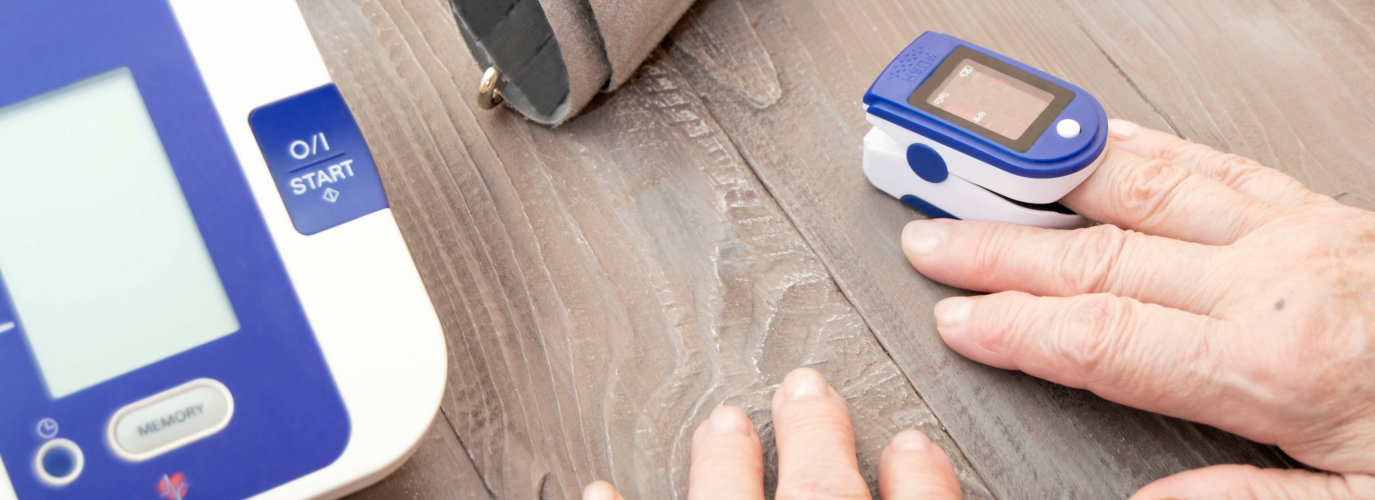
[
  {"x1": 300, "y1": 1, "x2": 990, "y2": 498},
  {"x1": 287, "y1": 0, "x2": 1375, "y2": 497},
  {"x1": 1065, "y1": 0, "x2": 1375, "y2": 209}
]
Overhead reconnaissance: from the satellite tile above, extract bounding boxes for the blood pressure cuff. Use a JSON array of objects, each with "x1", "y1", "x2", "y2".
[{"x1": 448, "y1": 0, "x2": 696, "y2": 125}]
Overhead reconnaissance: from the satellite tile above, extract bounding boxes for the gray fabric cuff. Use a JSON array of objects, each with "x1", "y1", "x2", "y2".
[{"x1": 448, "y1": 0, "x2": 695, "y2": 125}]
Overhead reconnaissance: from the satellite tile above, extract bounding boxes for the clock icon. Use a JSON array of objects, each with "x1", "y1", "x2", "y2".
[{"x1": 36, "y1": 418, "x2": 59, "y2": 439}]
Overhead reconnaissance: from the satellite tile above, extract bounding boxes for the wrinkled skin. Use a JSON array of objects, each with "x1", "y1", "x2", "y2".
[
  {"x1": 583, "y1": 121, "x2": 1375, "y2": 499},
  {"x1": 909, "y1": 119, "x2": 1375, "y2": 498}
]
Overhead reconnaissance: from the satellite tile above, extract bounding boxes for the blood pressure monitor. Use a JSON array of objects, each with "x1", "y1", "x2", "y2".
[
  {"x1": 0, "y1": 1, "x2": 446, "y2": 498},
  {"x1": 863, "y1": 32, "x2": 1107, "y2": 228}
]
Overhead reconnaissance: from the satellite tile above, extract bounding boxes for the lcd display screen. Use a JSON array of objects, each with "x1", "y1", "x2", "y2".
[
  {"x1": 927, "y1": 59, "x2": 1054, "y2": 141},
  {"x1": 909, "y1": 46, "x2": 1074, "y2": 152},
  {"x1": 0, "y1": 68, "x2": 239, "y2": 398}
]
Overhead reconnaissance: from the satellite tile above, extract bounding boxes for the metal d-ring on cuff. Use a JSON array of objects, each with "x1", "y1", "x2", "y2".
[{"x1": 478, "y1": 67, "x2": 505, "y2": 110}]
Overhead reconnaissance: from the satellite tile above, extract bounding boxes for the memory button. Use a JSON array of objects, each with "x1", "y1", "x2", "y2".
[{"x1": 109, "y1": 379, "x2": 233, "y2": 461}]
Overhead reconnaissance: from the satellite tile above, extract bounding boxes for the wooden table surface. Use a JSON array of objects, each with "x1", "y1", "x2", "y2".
[{"x1": 294, "y1": 0, "x2": 1375, "y2": 498}]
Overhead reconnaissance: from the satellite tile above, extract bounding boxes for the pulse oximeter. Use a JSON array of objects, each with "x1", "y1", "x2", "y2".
[{"x1": 863, "y1": 32, "x2": 1107, "y2": 228}]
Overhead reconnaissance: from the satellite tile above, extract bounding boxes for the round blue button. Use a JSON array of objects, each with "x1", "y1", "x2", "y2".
[
  {"x1": 41, "y1": 446, "x2": 76, "y2": 478},
  {"x1": 35, "y1": 439, "x2": 83, "y2": 485},
  {"x1": 906, "y1": 143, "x2": 948, "y2": 183}
]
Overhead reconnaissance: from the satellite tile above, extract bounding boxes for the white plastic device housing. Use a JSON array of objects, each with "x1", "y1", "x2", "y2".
[
  {"x1": 863, "y1": 110, "x2": 1102, "y2": 229},
  {"x1": 0, "y1": 1, "x2": 448, "y2": 499}
]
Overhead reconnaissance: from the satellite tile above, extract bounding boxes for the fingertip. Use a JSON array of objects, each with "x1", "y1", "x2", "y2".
[
  {"x1": 707, "y1": 405, "x2": 753, "y2": 436},
  {"x1": 933, "y1": 297, "x2": 973, "y2": 336},
  {"x1": 889, "y1": 429, "x2": 933, "y2": 452},
  {"x1": 583, "y1": 480, "x2": 621, "y2": 500},
  {"x1": 880, "y1": 429, "x2": 963, "y2": 500},
  {"x1": 933, "y1": 296, "x2": 990, "y2": 363},
  {"x1": 901, "y1": 219, "x2": 1048, "y2": 293},
  {"x1": 902, "y1": 219, "x2": 947, "y2": 262},
  {"x1": 692, "y1": 406, "x2": 761, "y2": 455},
  {"x1": 1108, "y1": 118, "x2": 1142, "y2": 140},
  {"x1": 933, "y1": 292, "x2": 1031, "y2": 371},
  {"x1": 780, "y1": 367, "x2": 833, "y2": 402},
  {"x1": 772, "y1": 368, "x2": 867, "y2": 498},
  {"x1": 687, "y1": 406, "x2": 766, "y2": 500}
]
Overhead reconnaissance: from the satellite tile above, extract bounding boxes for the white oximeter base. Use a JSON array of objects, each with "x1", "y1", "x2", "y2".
[{"x1": 862, "y1": 123, "x2": 1101, "y2": 229}]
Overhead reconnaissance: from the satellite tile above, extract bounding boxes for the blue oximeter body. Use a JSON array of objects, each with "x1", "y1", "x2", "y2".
[{"x1": 863, "y1": 32, "x2": 1108, "y2": 227}]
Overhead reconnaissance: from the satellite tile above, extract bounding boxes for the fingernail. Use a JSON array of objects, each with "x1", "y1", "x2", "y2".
[
  {"x1": 1108, "y1": 119, "x2": 1141, "y2": 139},
  {"x1": 903, "y1": 220, "x2": 945, "y2": 256},
  {"x1": 583, "y1": 481, "x2": 616, "y2": 500},
  {"x1": 709, "y1": 406, "x2": 751, "y2": 435},
  {"x1": 934, "y1": 297, "x2": 973, "y2": 332},
  {"x1": 782, "y1": 367, "x2": 828, "y2": 401},
  {"x1": 891, "y1": 429, "x2": 932, "y2": 451}
]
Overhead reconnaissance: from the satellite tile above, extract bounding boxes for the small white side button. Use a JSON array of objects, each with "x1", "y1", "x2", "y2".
[{"x1": 1056, "y1": 119, "x2": 1081, "y2": 139}]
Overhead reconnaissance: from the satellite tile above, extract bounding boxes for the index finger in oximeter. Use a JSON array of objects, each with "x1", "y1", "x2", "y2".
[{"x1": 862, "y1": 32, "x2": 1107, "y2": 228}]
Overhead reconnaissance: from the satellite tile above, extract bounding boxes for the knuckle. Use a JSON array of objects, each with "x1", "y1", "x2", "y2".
[
  {"x1": 1058, "y1": 225, "x2": 1128, "y2": 293},
  {"x1": 1056, "y1": 294, "x2": 1133, "y2": 385},
  {"x1": 968, "y1": 225, "x2": 1009, "y2": 284},
  {"x1": 1177, "y1": 329, "x2": 1218, "y2": 377},
  {"x1": 1207, "y1": 153, "x2": 1264, "y2": 188},
  {"x1": 777, "y1": 408, "x2": 852, "y2": 442},
  {"x1": 1113, "y1": 158, "x2": 1191, "y2": 225},
  {"x1": 982, "y1": 292, "x2": 1036, "y2": 351},
  {"x1": 1154, "y1": 139, "x2": 1214, "y2": 165},
  {"x1": 1158, "y1": 142, "x2": 1319, "y2": 205}
]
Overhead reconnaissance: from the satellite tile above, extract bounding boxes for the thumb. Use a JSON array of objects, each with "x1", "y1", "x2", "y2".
[{"x1": 1130, "y1": 465, "x2": 1375, "y2": 500}]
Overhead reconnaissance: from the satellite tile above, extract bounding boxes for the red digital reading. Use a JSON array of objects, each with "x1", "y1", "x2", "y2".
[{"x1": 927, "y1": 59, "x2": 1054, "y2": 141}]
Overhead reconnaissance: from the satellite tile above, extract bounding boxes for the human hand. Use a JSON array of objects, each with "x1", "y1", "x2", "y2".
[
  {"x1": 901, "y1": 119, "x2": 1375, "y2": 498},
  {"x1": 582, "y1": 368, "x2": 963, "y2": 500}
]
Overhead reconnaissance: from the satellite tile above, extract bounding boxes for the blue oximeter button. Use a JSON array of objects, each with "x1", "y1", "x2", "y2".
[
  {"x1": 249, "y1": 84, "x2": 389, "y2": 235},
  {"x1": 906, "y1": 143, "x2": 948, "y2": 183}
]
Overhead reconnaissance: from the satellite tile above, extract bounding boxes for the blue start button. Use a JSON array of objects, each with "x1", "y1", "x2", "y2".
[{"x1": 249, "y1": 84, "x2": 389, "y2": 235}]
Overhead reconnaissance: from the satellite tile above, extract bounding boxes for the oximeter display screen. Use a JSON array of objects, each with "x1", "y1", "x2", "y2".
[
  {"x1": 926, "y1": 59, "x2": 1053, "y2": 141},
  {"x1": 910, "y1": 46, "x2": 1074, "y2": 152},
  {"x1": 0, "y1": 69, "x2": 240, "y2": 398}
]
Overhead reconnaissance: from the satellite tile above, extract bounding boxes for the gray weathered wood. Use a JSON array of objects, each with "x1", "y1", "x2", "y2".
[
  {"x1": 286, "y1": 0, "x2": 1375, "y2": 497},
  {"x1": 301, "y1": 1, "x2": 991, "y2": 498},
  {"x1": 1065, "y1": 0, "x2": 1375, "y2": 209}
]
